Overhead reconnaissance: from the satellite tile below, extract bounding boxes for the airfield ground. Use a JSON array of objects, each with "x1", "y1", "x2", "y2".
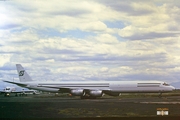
[{"x1": 0, "y1": 91, "x2": 180, "y2": 119}]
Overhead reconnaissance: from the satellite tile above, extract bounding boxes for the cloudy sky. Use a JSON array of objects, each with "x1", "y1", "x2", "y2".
[{"x1": 0, "y1": 0, "x2": 180, "y2": 86}]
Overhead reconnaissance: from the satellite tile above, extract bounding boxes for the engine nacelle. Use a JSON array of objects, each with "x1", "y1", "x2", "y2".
[
  {"x1": 89, "y1": 90, "x2": 103, "y2": 97},
  {"x1": 105, "y1": 92, "x2": 121, "y2": 96},
  {"x1": 70, "y1": 89, "x2": 85, "y2": 96}
]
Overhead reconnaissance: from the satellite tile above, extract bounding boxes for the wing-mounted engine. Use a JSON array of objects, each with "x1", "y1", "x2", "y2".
[
  {"x1": 88, "y1": 90, "x2": 103, "y2": 97},
  {"x1": 70, "y1": 89, "x2": 85, "y2": 96}
]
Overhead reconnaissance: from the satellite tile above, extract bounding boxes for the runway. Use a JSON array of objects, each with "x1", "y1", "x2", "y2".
[{"x1": 0, "y1": 94, "x2": 180, "y2": 118}]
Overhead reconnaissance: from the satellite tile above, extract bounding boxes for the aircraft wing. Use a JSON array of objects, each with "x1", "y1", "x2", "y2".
[
  {"x1": 37, "y1": 85, "x2": 74, "y2": 92},
  {"x1": 37, "y1": 85, "x2": 108, "y2": 92}
]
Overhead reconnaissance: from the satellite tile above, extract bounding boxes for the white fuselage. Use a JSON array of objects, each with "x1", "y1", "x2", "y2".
[
  {"x1": 9, "y1": 64, "x2": 175, "y2": 98},
  {"x1": 19, "y1": 81, "x2": 175, "y2": 93}
]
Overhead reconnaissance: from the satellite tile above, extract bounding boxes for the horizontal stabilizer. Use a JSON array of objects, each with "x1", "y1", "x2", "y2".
[{"x1": 3, "y1": 80, "x2": 27, "y2": 87}]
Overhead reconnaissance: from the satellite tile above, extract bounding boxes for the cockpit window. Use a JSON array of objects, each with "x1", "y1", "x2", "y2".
[
  {"x1": 163, "y1": 82, "x2": 170, "y2": 86},
  {"x1": 6, "y1": 88, "x2": 10, "y2": 90}
]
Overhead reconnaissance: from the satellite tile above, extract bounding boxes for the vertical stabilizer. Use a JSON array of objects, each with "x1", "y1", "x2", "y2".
[{"x1": 16, "y1": 64, "x2": 33, "y2": 82}]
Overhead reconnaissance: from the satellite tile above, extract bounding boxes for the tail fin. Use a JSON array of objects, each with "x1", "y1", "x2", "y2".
[{"x1": 16, "y1": 64, "x2": 33, "y2": 82}]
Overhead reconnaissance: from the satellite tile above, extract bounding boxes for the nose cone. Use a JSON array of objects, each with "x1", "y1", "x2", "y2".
[{"x1": 171, "y1": 86, "x2": 175, "y2": 91}]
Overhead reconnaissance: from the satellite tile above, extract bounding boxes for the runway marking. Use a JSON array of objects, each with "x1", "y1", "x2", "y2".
[{"x1": 139, "y1": 102, "x2": 180, "y2": 104}]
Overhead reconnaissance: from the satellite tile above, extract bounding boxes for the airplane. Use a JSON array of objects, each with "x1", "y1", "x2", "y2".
[
  {"x1": 3, "y1": 64, "x2": 175, "y2": 99},
  {"x1": 0, "y1": 86, "x2": 38, "y2": 97}
]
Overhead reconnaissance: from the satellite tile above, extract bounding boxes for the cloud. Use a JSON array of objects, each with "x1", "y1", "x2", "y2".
[
  {"x1": 0, "y1": 0, "x2": 180, "y2": 86},
  {"x1": 0, "y1": 23, "x2": 20, "y2": 30},
  {"x1": 119, "y1": 31, "x2": 179, "y2": 40},
  {"x1": 0, "y1": 54, "x2": 11, "y2": 67},
  {"x1": 98, "y1": 0, "x2": 155, "y2": 16}
]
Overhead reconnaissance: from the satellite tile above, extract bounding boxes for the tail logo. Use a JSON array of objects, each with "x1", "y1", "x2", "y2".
[{"x1": 19, "y1": 70, "x2": 25, "y2": 76}]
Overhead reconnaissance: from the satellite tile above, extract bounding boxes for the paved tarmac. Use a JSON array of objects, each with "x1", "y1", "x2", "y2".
[{"x1": 0, "y1": 94, "x2": 180, "y2": 118}]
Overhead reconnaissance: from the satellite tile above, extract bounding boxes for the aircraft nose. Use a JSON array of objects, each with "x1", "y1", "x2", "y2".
[{"x1": 171, "y1": 86, "x2": 175, "y2": 90}]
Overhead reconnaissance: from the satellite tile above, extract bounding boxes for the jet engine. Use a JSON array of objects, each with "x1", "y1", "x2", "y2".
[
  {"x1": 70, "y1": 89, "x2": 85, "y2": 96},
  {"x1": 89, "y1": 90, "x2": 103, "y2": 97}
]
